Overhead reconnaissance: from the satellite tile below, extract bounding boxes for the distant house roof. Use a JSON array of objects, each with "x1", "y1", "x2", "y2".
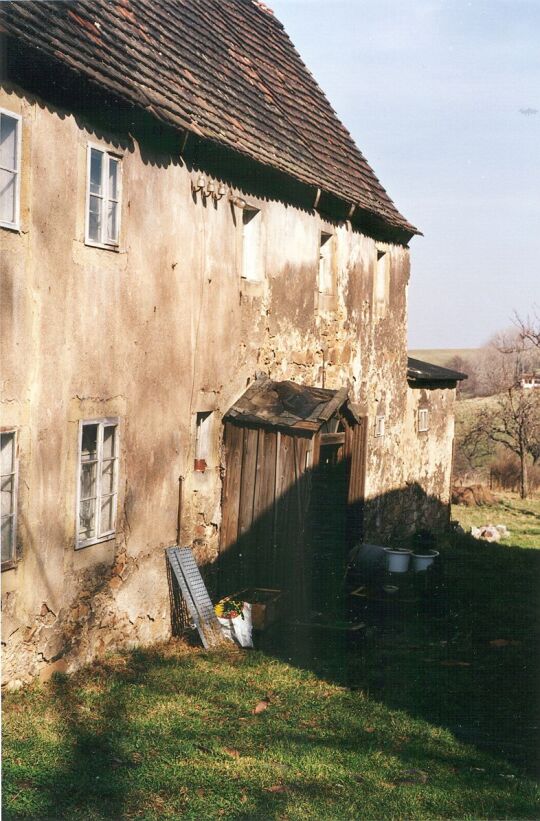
[
  {"x1": 0, "y1": 0, "x2": 417, "y2": 238},
  {"x1": 225, "y1": 376, "x2": 354, "y2": 432},
  {"x1": 407, "y1": 357, "x2": 467, "y2": 386}
]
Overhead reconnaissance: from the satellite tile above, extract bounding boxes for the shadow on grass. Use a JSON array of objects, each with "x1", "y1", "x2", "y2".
[{"x1": 258, "y1": 532, "x2": 540, "y2": 777}]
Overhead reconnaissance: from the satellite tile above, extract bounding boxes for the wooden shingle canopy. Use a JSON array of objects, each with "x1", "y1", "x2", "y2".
[
  {"x1": 225, "y1": 376, "x2": 358, "y2": 433},
  {"x1": 407, "y1": 357, "x2": 468, "y2": 387},
  {"x1": 0, "y1": 0, "x2": 418, "y2": 239}
]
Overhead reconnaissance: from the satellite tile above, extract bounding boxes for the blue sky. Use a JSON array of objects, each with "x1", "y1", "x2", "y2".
[{"x1": 271, "y1": 0, "x2": 540, "y2": 348}]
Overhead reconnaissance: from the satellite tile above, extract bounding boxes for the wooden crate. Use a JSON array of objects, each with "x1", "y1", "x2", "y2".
[{"x1": 228, "y1": 588, "x2": 284, "y2": 631}]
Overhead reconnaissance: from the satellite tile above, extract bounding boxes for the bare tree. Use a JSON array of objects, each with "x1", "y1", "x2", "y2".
[
  {"x1": 468, "y1": 387, "x2": 540, "y2": 498},
  {"x1": 514, "y1": 310, "x2": 540, "y2": 350}
]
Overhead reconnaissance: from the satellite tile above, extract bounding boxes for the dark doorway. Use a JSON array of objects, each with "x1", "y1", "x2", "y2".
[{"x1": 309, "y1": 436, "x2": 350, "y2": 614}]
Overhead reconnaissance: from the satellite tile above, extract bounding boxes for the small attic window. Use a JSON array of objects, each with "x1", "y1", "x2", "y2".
[
  {"x1": 375, "y1": 415, "x2": 385, "y2": 437},
  {"x1": 242, "y1": 207, "x2": 264, "y2": 281}
]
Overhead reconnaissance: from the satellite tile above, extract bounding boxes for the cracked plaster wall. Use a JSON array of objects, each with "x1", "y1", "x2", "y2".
[{"x1": 0, "y1": 84, "x2": 447, "y2": 686}]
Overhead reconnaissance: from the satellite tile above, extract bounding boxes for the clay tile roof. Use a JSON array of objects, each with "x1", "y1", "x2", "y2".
[
  {"x1": 407, "y1": 357, "x2": 468, "y2": 384},
  {"x1": 0, "y1": 0, "x2": 418, "y2": 236},
  {"x1": 225, "y1": 376, "x2": 350, "y2": 431}
]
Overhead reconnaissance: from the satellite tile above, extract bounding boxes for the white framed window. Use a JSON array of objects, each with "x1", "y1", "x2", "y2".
[
  {"x1": 194, "y1": 411, "x2": 213, "y2": 472},
  {"x1": 241, "y1": 207, "x2": 264, "y2": 281},
  {"x1": 76, "y1": 419, "x2": 119, "y2": 548},
  {"x1": 318, "y1": 231, "x2": 334, "y2": 294},
  {"x1": 0, "y1": 109, "x2": 22, "y2": 231},
  {"x1": 86, "y1": 145, "x2": 122, "y2": 248},
  {"x1": 1, "y1": 431, "x2": 19, "y2": 566},
  {"x1": 375, "y1": 415, "x2": 385, "y2": 437},
  {"x1": 418, "y1": 408, "x2": 429, "y2": 433}
]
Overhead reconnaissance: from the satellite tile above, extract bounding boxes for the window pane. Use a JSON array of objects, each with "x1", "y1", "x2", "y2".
[
  {"x1": 0, "y1": 169, "x2": 15, "y2": 224},
  {"x1": 1, "y1": 516, "x2": 14, "y2": 562},
  {"x1": 89, "y1": 149, "x2": 103, "y2": 195},
  {"x1": 88, "y1": 195, "x2": 102, "y2": 241},
  {"x1": 109, "y1": 158, "x2": 119, "y2": 200},
  {"x1": 100, "y1": 495, "x2": 115, "y2": 534},
  {"x1": 1, "y1": 476, "x2": 14, "y2": 517},
  {"x1": 81, "y1": 424, "x2": 98, "y2": 461},
  {"x1": 0, "y1": 433, "x2": 14, "y2": 475},
  {"x1": 107, "y1": 200, "x2": 118, "y2": 243},
  {"x1": 101, "y1": 460, "x2": 115, "y2": 495},
  {"x1": 79, "y1": 498, "x2": 96, "y2": 541},
  {"x1": 0, "y1": 114, "x2": 17, "y2": 170},
  {"x1": 80, "y1": 462, "x2": 97, "y2": 500},
  {"x1": 102, "y1": 426, "x2": 116, "y2": 459}
]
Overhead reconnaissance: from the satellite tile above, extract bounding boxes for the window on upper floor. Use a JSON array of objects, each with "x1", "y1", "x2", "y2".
[
  {"x1": 77, "y1": 419, "x2": 119, "y2": 548},
  {"x1": 1, "y1": 431, "x2": 18, "y2": 566},
  {"x1": 318, "y1": 231, "x2": 334, "y2": 294},
  {"x1": 241, "y1": 207, "x2": 264, "y2": 281},
  {"x1": 0, "y1": 110, "x2": 22, "y2": 231},
  {"x1": 86, "y1": 145, "x2": 122, "y2": 248},
  {"x1": 418, "y1": 408, "x2": 429, "y2": 433},
  {"x1": 374, "y1": 248, "x2": 389, "y2": 315},
  {"x1": 375, "y1": 415, "x2": 386, "y2": 437}
]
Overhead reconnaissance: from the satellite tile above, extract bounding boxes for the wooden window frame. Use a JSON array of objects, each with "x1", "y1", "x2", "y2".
[
  {"x1": 1, "y1": 429, "x2": 19, "y2": 570},
  {"x1": 0, "y1": 109, "x2": 22, "y2": 232},
  {"x1": 85, "y1": 143, "x2": 122, "y2": 250},
  {"x1": 418, "y1": 408, "x2": 429, "y2": 433},
  {"x1": 75, "y1": 418, "x2": 119, "y2": 549}
]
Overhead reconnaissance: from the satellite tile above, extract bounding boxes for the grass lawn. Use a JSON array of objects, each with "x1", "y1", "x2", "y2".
[
  {"x1": 3, "y1": 527, "x2": 540, "y2": 819},
  {"x1": 452, "y1": 492, "x2": 540, "y2": 548}
]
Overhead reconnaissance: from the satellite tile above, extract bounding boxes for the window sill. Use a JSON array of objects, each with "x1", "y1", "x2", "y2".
[
  {"x1": 316, "y1": 291, "x2": 337, "y2": 312},
  {"x1": 76, "y1": 533, "x2": 116, "y2": 550},
  {"x1": 0, "y1": 222, "x2": 21, "y2": 233},
  {"x1": 240, "y1": 278, "x2": 264, "y2": 298},
  {"x1": 1, "y1": 559, "x2": 18, "y2": 572},
  {"x1": 84, "y1": 239, "x2": 121, "y2": 253}
]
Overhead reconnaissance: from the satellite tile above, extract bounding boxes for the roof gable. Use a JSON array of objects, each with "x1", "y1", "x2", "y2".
[{"x1": 0, "y1": 0, "x2": 417, "y2": 237}]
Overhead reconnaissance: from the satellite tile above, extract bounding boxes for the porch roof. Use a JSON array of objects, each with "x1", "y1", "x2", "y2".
[{"x1": 225, "y1": 376, "x2": 351, "y2": 432}]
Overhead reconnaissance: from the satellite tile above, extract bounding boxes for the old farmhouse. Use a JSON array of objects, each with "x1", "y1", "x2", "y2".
[{"x1": 1, "y1": 0, "x2": 465, "y2": 685}]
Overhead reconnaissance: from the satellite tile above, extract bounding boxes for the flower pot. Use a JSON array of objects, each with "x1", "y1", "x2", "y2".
[
  {"x1": 384, "y1": 548, "x2": 411, "y2": 573},
  {"x1": 411, "y1": 550, "x2": 439, "y2": 573}
]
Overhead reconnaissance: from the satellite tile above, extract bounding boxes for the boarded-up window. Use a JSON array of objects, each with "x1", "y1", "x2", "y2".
[
  {"x1": 242, "y1": 208, "x2": 263, "y2": 281},
  {"x1": 77, "y1": 420, "x2": 119, "y2": 547},
  {"x1": 195, "y1": 412, "x2": 213, "y2": 472},
  {"x1": 0, "y1": 110, "x2": 21, "y2": 230},
  {"x1": 1, "y1": 431, "x2": 18, "y2": 564}
]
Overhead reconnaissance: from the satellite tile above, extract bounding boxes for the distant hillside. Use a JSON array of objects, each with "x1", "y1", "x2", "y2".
[{"x1": 409, "y1": 348, "x2": 479, "y2": 368}]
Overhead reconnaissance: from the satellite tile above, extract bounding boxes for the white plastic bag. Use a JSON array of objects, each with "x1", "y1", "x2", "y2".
[{"x1": 218, "y1": 602, "x2": 253, "y2": 648}]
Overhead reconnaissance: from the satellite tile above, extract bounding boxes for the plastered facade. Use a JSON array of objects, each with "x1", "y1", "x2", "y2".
[{"x1": 1, "y1": 84, "x2": 454, "y2": 686}]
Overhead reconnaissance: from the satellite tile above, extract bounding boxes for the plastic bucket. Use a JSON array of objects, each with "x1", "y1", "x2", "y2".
[
  {"x1": 411, "y1": 550, "x2": 439, "y2": 573},
  {"x1": 384, "y1": 549, "x2": 411, "y2": 573}
]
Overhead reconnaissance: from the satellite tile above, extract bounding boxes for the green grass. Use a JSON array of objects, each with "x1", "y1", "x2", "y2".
[
  {"x1": 453, "y1": 493, "x2": 540, "y2": 548},
  {"x1": 3, "y1": 528, "x2": 540, "y2": 819}
]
